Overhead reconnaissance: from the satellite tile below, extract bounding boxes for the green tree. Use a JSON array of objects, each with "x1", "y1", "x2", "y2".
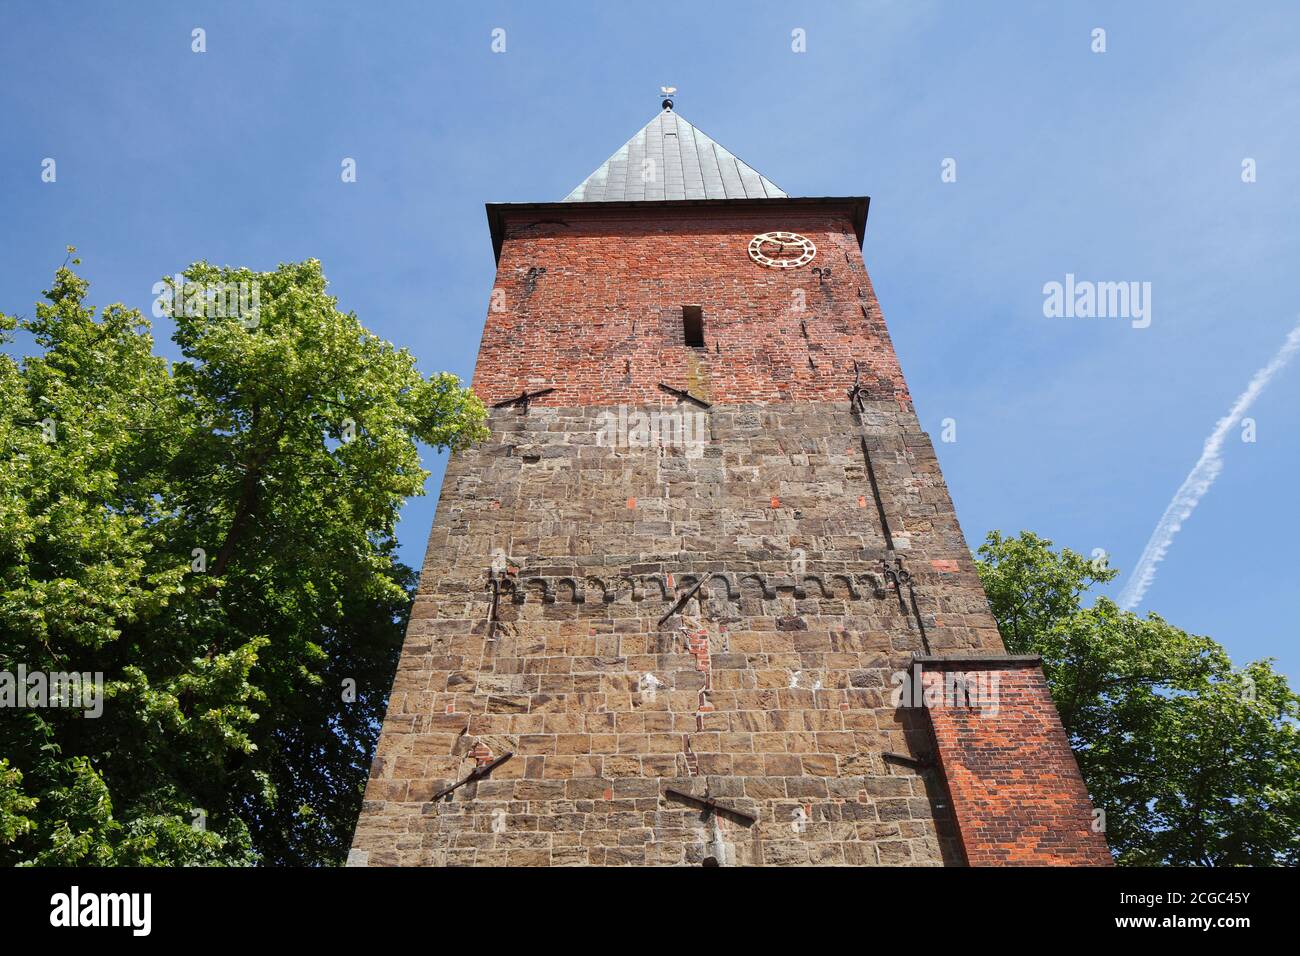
[
  {"x1": 977, "y1": 530, "x2": 1300, "y2": 865},
  {"x1": 1, "y1": 253, "x2": 486, "y2": 865}
]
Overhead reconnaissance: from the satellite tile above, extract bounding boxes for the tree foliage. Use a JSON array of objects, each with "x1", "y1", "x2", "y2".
[
  {"x1": 0, "y1": 253, "x2": 486, "y2": 865},
  {"x1": 977, "y1": 530, "x2": 1300, "y2": 865}
]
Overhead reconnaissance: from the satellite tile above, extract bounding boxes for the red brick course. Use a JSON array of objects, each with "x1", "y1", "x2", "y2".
[
  {"x1": 473, "y1": 204, "x2": 909, "y2": 409},
  {"x1": 918, "y1": 658, "x2": 1114, "y2": 866}
]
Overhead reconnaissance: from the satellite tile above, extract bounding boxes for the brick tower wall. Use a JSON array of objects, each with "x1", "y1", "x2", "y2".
[
  {"x1": 917, "y1": 656, "x2": 1114, "y2": 865},
  {"x1": 348, "y1": 203, "x2": 1110, "y2": 866}
]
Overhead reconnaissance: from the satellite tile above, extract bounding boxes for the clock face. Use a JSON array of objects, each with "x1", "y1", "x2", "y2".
[{"x1": 748, "y1": 231, "x2": 816, "y2": 269}]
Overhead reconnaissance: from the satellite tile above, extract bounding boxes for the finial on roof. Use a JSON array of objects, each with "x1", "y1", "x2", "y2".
[{"x1": 660, "y1": 85, "x2": 676, "y2": 111}]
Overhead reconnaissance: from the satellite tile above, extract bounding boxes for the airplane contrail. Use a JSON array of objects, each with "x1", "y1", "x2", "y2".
[{"x1": 1118, "y1": 316, "x2": 1300, "y2": 611}]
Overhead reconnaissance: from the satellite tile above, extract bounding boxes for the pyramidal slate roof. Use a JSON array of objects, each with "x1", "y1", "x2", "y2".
[{"x1": 562, "y1": 108, "x2": 787, "y2": 203}]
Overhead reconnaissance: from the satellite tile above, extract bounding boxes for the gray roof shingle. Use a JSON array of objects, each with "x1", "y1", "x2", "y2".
[{"x1": 563, "y1": 109, "x2": 787, "y2": 203}]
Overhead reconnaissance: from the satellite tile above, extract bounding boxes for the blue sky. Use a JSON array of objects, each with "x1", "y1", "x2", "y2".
[{"x1": 3, "y1": 2, "x2": 1298, "y2": 680}]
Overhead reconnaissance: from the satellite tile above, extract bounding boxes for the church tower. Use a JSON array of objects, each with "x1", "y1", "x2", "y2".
[{"x1": 349, "y1": 97, "x2": 1112, "y2": 866}]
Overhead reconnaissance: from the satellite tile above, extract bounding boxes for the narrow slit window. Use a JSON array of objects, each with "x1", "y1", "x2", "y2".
[{"x1": 682, "y1": 306, "x2": 705, "y2": 347}]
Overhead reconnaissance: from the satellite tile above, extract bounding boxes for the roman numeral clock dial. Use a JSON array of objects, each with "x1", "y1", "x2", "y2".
[{"x1": 747, "y1": 231, "x2": 816, "y2": 268}]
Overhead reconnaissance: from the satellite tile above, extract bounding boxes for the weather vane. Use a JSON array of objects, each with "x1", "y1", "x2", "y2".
[{"x1": 661, "y1": 85, "x2": 677, "y2": 110}]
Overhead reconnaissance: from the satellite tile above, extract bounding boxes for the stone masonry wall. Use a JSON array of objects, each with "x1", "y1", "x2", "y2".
[{"x1": 350, "y1": 399, "x2": 1001, "y2": 865}]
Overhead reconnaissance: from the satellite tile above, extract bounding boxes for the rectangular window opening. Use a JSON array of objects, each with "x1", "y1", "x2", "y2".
[{"x1": 682, "y1": 305, "x2": 705, "y2": 348}]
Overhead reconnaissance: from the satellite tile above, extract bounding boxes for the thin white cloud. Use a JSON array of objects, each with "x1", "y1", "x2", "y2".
[{"x1": 1119, "y1": 316, "x2": 1300, "y2": 611}]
